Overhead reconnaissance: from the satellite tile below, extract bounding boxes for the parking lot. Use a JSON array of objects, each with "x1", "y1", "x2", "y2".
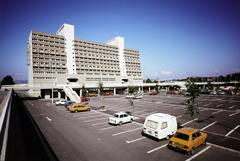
[{"x1": 18, "y1": 91, "x2": 240, "y2": 161}]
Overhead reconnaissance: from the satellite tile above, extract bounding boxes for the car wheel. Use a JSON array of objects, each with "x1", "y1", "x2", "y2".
[
  {"x1": 166, "y1": 135, "x2": 169, "y2": 140},
  {"x1": 130, "y1": 119, "x2": 133, "y2": 122},
  {"x1": 141, "y1": 130, "x2": 145, "y2": 136},
  {"x1": 189, "y1": 148, "x2": 195, "y2": 155},
  {"x1": 203, "y1": 139, "x2": 207, "y2": 145},
  {"x1": 167, "y1": 144, "x2": 172, "y2": 150},
  {"x1": 119, "y1": 121, "x2": 123, "y2": 126}
]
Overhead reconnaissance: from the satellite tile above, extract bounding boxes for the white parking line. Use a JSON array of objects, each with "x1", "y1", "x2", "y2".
[
  {"x1": 185, "y1": 146, "x2": 211, "y2": 161},
  {"x1": 46, "y1": 117, "x2": 52, "y2": 121},
  {"x1": 77, "y1": 114, "x2": 106, "y2": 120},
  {"x1": 229, "y1": 112, "x2": 240, "y2": 117},
  {"x1": 211, "y1": 110, "x2": 223, "y2": 115},
  {"x1": 229, "y1": 105, "x2": 236, "y2": 109},
  {"x1": 101, "y1": 123, "x2": 130, "y2": 131},
  {"x1": 204, "y1": 103, "x2": 211, "y2": 107},
  {"x1": 137, "y1": 111, "x2": 158, "y2": 117},
  {"x1": 200, "y1": 108, "x2": 210, "y2": 112},
  {"x1": 216, "y1": 104, "x2": 223, "y2": 107},
  {"x1": 73, "y1": 112, "x2": 99, "y2": 117},
  {"x1": 134, "y1": 110, "x2": 149, "y2": 114},
  {"x1": 181, "y1": 118, "x2": 198, "y2": 126},
  {"x1": 84, "y1": 117, "x2": 108, "y2": 122},
  {"x1": 147, "y1": 144, "x2": 168, "y2": 154},
  {"x1": 225, "y1": 125, "x2": 240, "y2": 137},
  {"x1": 173, "y1": 106, "x2": 181, "y2": 109},
  {"x1": 112, "y1": 127, "x2": 142, "y2": 136},
  {"x1": 207, "y1": 142, "x2": 240, "y2": 154},
  {"x1": 92, "y1": 121, "x2": 108, "y2": 126},
  {"x1": 200, "y1": 121, "x2": 217, "y2": 131},
  {"x1": 27, "y1": 100, "x2": 34, "y2": 106},
  {"x1": 126, "y1": 137, "x2": 146, "y2": 144},
  {"x1": 176, "y1": 115, "x2": 183, "y2": 118}
]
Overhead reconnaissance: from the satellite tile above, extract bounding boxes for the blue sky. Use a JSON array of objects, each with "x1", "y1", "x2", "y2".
[{"x1": 0, "y1": 0, "x2": 240, "y2": 81}]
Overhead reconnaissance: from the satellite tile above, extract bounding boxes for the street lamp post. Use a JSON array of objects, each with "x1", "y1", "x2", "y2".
[{"x1": 51, "y1": 61, "x2": 54, "y2": 104}]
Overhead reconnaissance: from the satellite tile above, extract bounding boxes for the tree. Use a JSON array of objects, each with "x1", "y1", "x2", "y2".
[
  {"x1": 128, "y1": 97, "x2": 134, "y2": 117},
  {"x1": 207, "y1": 81, "x2": 213, "y2": 90},
  {"x1": 81, "y1": 84, "x2": 87, "y2": 97},
  {"x1": 127, "y1": 86, "x2": 137, "y2": 95},
  {"x1": 1, "y1": 75, "x2": 15, "y2": 85},
  {"x1": 146, "y1": 78, "x2": 152, "y2": 83},
  {"x1": 98, "y1": 81, "x2": 104, "y2": 110},
  {"x1": 185, "y1": 78, "x2": 200, "y2": 126},
  {"x1": 155, "y1": 83, "x2": 160, "y2": 95}
]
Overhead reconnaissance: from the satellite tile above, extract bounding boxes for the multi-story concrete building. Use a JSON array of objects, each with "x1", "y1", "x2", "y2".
[{"x1": 27, "y1": 23, "x2": 143, "y2": 98}]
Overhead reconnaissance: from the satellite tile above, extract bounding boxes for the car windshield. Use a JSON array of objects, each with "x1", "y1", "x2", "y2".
[
  {"x1": 174, "y1": 132, "x2": 189, "y2": 141},
  {"x1": 114, "y1": 114, "x2": 119, "y2": 118}
]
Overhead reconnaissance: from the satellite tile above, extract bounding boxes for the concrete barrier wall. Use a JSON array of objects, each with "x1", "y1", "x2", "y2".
[{"x1": 1, "y1": 91, "x2": 59, "y2": 161}]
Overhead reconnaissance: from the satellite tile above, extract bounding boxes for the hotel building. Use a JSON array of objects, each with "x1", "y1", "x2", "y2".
[{"x1": 27, "y1": 23, "x2": 143, "y2": 98}]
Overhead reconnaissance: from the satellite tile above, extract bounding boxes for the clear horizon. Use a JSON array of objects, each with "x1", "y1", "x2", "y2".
[{"x1": 1, "y1": 0, "x2": 240, "y2": 81}]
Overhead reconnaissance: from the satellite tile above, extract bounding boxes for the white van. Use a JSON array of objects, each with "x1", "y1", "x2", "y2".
[{"x1": 142, "y1": 113, "x2": 177, "y2": 140}]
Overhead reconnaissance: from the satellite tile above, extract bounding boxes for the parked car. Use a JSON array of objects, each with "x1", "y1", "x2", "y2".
[
  {"x1": 168, "y1": 127, "x2": 207, "y2": 154},
  {"x1": 67, "y1": 103, "x2": 91, "y2": 112},
  {"x1": 217, "y1": 90, "x2": 226, "y2": 95},
  {"x1": 200, "y1": 89, "x2": 210, "y2": 94},
  {"x1": 64, "y1": 101, "x2": 75, "y2": 107},
  {"x1": 149, "y1": 92, "x2": 158, "y2": 95},
  {"x1": 236, "y1": 91, "x2": 240, "y2": 96},
  {"x1": 133, "y1": 94, "x2": 143, "y2": 99},
  {"x1": 142, "y1": 113, "x2": 177, "y2": 140},
  {"x1": 55, "y1": 99, "x2": 66, "y2": 106},
  {"x1": 108, "y1": 112, "x2": 133, "y2": 125},
  {"x1": 125, "y1": 94, "x2": 134, "y2": 98},
  {"x1": 80, "y1": 97, "x2": 90, "y2": 102}
]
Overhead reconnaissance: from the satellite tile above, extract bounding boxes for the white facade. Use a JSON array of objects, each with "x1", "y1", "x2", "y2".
[
  {"x1": 106, "y1": 37, "x2": 127, "y2": 79},
  {"x1": 56, "y1": 24, "x2": 76, "y2": 74}
]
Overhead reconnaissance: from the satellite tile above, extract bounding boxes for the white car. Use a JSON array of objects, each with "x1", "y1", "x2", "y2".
[
  {"x1": 109, "y1": 112, "x2": 134, "y2": 125},
  {"x1": 125, "y1": 95, "x2": 134, "y2": 98},
  {"x1": 55, "y1": 99, "x2": 66, "y2": 106}
]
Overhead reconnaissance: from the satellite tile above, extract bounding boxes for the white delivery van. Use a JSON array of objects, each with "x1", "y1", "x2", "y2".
[{"x1": 142, "y1": 113, "x2": 177, "y2": 140}]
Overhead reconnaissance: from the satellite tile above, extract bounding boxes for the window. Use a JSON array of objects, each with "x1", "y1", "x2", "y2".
[
  {"x1": 174, "y1": 132, "x2": 189, "y2": 141},
  {"x1": 120, "y1": 115, "x2": 123, "y2": 118},
  {"x1": 196, "y1": 131, "x2": 201, "y2": 137},
  {"x1": 192, "y1": 133, "x2": 196, "y2": 140},
  {"x1": 145, "y1": 120, "x2": 158, "y2": 130},
  {"x1": 123, "y1": 114, "x2": 127, "y2": 117},
  {"x1": 161, "y1": 122, "x2": 168, "y2": 129}
]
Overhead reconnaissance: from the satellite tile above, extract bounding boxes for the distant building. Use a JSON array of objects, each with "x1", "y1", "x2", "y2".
[{"x1": 27, "y1": 23, "x2": 143, "y2": 97}]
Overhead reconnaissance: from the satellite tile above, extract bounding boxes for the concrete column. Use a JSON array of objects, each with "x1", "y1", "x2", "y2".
[
  {"x1": 113, "y1": 88, "x2": 116, "y2": 95},
  {"x1": 58, "y1": 92, "x2": 61, "y2": 99},
  {"x1": 80, "y1": 89, "x2": 82, "y2": 97},
  {"x1": 138, "y1": 87, "x2": 141, "y2": 91},
  {"x1": 166, "y1": 87, "x2": 169, "y2": 91},
  {"x1": 148, "y1": 87, "x2": 151, "y2": 92}
]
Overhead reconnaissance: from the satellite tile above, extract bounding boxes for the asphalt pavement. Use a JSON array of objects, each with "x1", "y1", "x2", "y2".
[{"x1": 17, "y1": 92, "x2": 240, "y2": 161}]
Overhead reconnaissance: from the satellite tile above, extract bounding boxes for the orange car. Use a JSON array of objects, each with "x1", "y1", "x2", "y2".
[
  {"x1": 67, "y1": 103, "x2": 91, "y2": 112},
  {"x1": 168, "y1": 127, "x2": 207, "y2": 154},
  {"x1": 81, "y1": 97, "x2": 90, "y2": 102}
]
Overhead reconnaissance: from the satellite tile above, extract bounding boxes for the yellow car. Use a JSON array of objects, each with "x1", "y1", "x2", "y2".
[
  {"x1": 168, "y1": 127, "x2": 207, "y2": 154},
  {"x1": 67, "y1": 103, "x2": 91, "y2": 112}
]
